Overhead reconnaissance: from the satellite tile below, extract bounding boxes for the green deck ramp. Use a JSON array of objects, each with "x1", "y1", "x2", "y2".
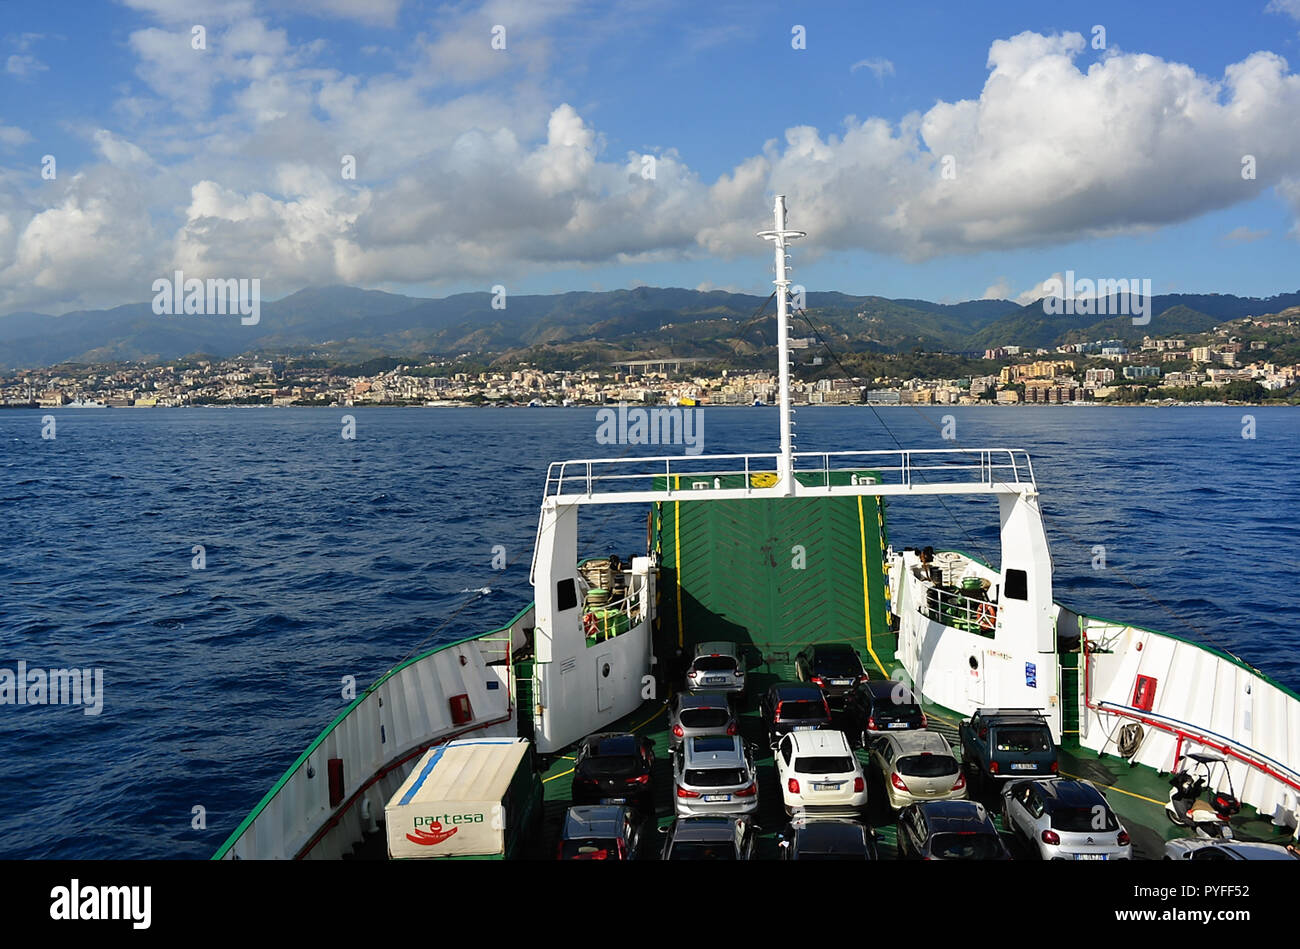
[{"x1": 655, "y1": 472, "x2": 893, "y2": 678}]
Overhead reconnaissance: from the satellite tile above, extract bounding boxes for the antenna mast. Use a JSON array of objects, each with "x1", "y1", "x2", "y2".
[{"x1": 758, "y1": 195, "x2": 806, "y2": 495}]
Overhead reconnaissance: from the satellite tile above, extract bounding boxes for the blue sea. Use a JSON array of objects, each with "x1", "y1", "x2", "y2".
[{"x1": 1, "y1": 405, "x2": 1297, "y2": 858}]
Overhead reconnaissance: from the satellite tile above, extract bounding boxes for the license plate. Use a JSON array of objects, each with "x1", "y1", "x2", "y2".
[
  {"x1": 794, "y1": 725, "x2": 818, "y2": 731},
  {"x1": 814, "y1": 783, "x2": 839, "y2": 791},
  {"x1": 1075, "y1": 853, "x2": 1106, "y2": 861},
  {"x1": 704, "y1": 677, "x2": 725, "y2": 685},
  {"x1": 704, "y1": 794, "x2": 730, "y2": 802},
  {"x1": 832, "y1": 679, "x2": 852, "y2": 686},
  {"x1": 606, "y1": 797, "x2": 627, "y2": 804},
  {"x1": 1010, "y1": 763, "x2": 1036, "y2": 771},
  {"x1": 888, "y1": 722, "x2": 908, "y2": 729}
]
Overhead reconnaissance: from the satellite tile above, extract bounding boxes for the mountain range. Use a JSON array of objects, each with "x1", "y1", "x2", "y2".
[{"x1": 2, "y1": 286, "x2": 1298, "y2": 370}]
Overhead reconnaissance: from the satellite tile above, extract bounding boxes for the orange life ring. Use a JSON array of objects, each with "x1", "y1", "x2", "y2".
[
  {"x1": 583, "y1": 612, "x2": 600, "y2": 637},
  {"x1": 976, "y1": 602, "x2": 996, "y2": 631}
]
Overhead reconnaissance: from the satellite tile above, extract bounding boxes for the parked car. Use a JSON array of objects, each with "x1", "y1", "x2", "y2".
[
  {"x1": 571, "y1": 732, "x2": 655, "y2": 813},
  {"x1": 1001, "y1": 778, "x2": 1132, "y2": 860},
  {"x1": 959, "y1": 708, "x2": 1057, "y2": 791},
  {"x1": 846, "y1": 680, "x2": 926, "y2": 745},
  {"x1": 777, "y1": 817, "x2": 878, "y2": 860},
  {"x1": 671, "y1": 734, "x2": 760, "y2": 817},
  {"x1": 557, "y1": 805, "x2": 644, "y2": 860},
  {"x1": 668, "y1": 691, "x2": 739, "y2": 750},
  {"x1": 870, "y1": 730, "x2": 967, "y2": 812},
  {"x1": 793, "y1": 643, "x2": 870, "y2": 707},
  {"x1": 684, "y1": 641, "x2": 746, "y2": 696},
  {"x1": 660, "y1": 815, "x2": 756, "y2": 860},
  {"x1": 760, "y1": 682, "x2": 833, "y2": 747},
  {"x1": 1164, "y1": 839, "x2": 1300, "y2": 861},
  {"x1": 896, "y1": 800, "x2": 1012, "y2": 860},
  {"x1": 775, "y1": 729, "x2": 868, "y2": 817}
]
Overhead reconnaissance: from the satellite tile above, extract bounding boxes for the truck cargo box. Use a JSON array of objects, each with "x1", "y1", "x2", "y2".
[{"x1": 385, "y1": 737, "x2": 537, "y2": 859}]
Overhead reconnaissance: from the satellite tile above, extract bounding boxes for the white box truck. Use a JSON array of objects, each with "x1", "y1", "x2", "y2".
[{"x1": 385, "y1": 737, "x2": 544, "y2": 859}]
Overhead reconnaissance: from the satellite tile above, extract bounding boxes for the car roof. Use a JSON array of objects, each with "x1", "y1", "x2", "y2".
[
  {"x1": 676, "y1": 691, "x2": 731, "y2": 710},
  {"x1": 684, "y1": 735, "x2": 744, "y2": 764},
  {"x1": 914, "y1": 800, "x2": 992, "y2": 830},
  {"x1": 561, "y1": 806, "x2": 627, "y2": 837},
  {"x1": 794, "y1": 820, "x2": 870, "y2": 851},
  {"x1": 1036, "y1": 779, "x2": 1107, "y2": 811},
  {"x1": 583, "y1": 733, "x2": 640, "y2": 755},
  {"x1": 769, "y1": 681, "x2": 825, "y2": 700},
  {"x1": 882, "y1": 730, "x2": 952, "y2": 755},
  {"x1": 973, "y1": 708, "x2": 1047, "y2": 722},
  {"x1": 693, "y1": 641, "x2": 738, "y2": 657},
  {"x1": 1218, "y1": 842, "x2": 1298, "y2": 860},
  {"x1": 863, "y1": 680, "x2": 912, "y2": 701},
  {"x1": 790, "y1": 730, "x2": 853, "y2": 754},
  {"x1": 672, "y1": 817, "x2": 742, "y2": 841}
]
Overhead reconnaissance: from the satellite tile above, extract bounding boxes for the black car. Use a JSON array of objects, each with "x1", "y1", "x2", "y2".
[
  {"x1": 759, "y1": 682, "x2": 833, "y2": 747},
  {"x1": 845, "y1": 680, "x2": 926, "y2": 746},
  {"x1": 557, "y1": 805, "x2": 644, "y2": 860},
  {"x1": 571, "y1": 732, "x2": 656, "y2": 813},
  {"x1": 896, "y1": 800, "x2": 1012, "y2": 860},
  {"x1": 660, "y1": 816, "x2": 756, "y2": 860},
  {"x1": 794, "y1": 644, "x2": 870, "y2": 706},
  {"x1": 777, "y1": 818, "x2": 878, "y2": 860}
]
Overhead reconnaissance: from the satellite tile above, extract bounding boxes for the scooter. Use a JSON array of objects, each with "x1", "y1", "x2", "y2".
[{"x1": 1165, "y1": 750, "x2": 1241, "y2": 839}]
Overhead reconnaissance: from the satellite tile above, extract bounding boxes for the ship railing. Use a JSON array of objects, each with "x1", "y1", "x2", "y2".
[
  {"x1": 542, "y1": 448, "x2": 1035, "y2": 500},
  {"x1": 920, "y1": 585, "x2": 997, "y2": 638}
]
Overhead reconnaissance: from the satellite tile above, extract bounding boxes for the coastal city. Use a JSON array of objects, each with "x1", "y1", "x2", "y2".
[{"x1": 4, "y1": 314, "x2": 1299, "y2": 409}]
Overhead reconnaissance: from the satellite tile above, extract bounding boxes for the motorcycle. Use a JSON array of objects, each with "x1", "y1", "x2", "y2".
[{"x1": 1165, "y1": 750, "x2": 1241, "y2": 839}]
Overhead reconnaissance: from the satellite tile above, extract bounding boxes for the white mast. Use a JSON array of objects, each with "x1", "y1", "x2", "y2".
[{"x1": 758, "y1": 194, "x2": 805, "y2": 495}]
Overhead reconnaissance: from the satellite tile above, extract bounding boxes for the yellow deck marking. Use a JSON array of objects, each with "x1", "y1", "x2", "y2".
[
  {"x1": 1060, "y1": 770, "x2": 1166, "y2": 808},
  {"x1": 674, "y1": 476, "x2": 683, "y2": 648},
  {"x1": 856, "y1": 496, "x2": 887, "y2": 677},
  {"x1": 543, "y1": 768, "x2": 574, "y2": 784}
]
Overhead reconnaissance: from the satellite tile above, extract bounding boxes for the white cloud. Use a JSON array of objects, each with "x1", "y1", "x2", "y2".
[
  {"x1": 981, "y1": 277, "x2": 1012, "y2": 299},
  {"x1": 7, "y1": 25, "x2": 1300, "y2": 315},
  {"x1": 0, "y1": 123, "x2": 32, "y2": 148},
  {"x1": 6, "y1": 54, "x2": 48, "y2": 78},
  {"x1": 1015, "y1": 273, "x2": 1065, "y2": 306},
  {"x1": 1266, "y1": 0, "x2": 1300, "y2": 21},
  {"x1": 1223, "y1": 225, "x2": 1269, "y2": 242},
  {"x1": 850, "y1": 57, "x2": 894, "y2": 80}
]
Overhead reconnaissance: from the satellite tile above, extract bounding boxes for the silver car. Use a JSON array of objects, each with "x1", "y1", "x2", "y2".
[
  {"x1": 685, "y1": 641, "x2": 746, "y2": 696},
  {"x1": 870, "y1": 730, "x2": 967, "y2": 811},
  {"x1": 668, "y1": 691, "x2": 739, "y2": 750},
  {"x1": 1002, "y1": 778, "x2": 1132, "y2": 860},
  {"x1": 1164, "y1": 839, "x2": 1299, "y2": 861},
  {"x1": 671, "y1": 734, "x2": 759, "y2": 817}
]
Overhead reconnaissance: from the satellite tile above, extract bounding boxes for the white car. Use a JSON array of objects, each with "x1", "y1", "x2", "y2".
[
  {"x1": 1002, "y1": 778, "x2": 1132, "y2": 860},
  {"x1": 775, "y1": 730, "x2": 868, "y2": 817}
]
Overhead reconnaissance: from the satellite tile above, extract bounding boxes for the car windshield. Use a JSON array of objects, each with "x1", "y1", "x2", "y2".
[
  {"x1": 680, "y1": 708, "x2": 730, "y2": 728},
  {"x1": 667, "y1": 842, "x2": 736, "y2": 860},
  {"x1": 684, "y1": 768, "x2": 746, "y2": 787},
  {"x1": 560, "y1": 839, "x2": 618, "y2": 859},
  {"x1": 694, "y1": 657, "x2": 736, "y2": 672},
  {"x1": 794, "y1": 755, "x2": 855, "y2": 774},
  {"x1": 995, "y1": 728, "x2": 1051, "y2": 753},
  {"x1": 778, "y1": 700, "x2": 825, "y2": 720},
  {"x1": 897, "y1": 754, "x2": 959, "y2": 778},
  {"x1": 583, "y1": 756, "x2": 638, "y2": 776},
  {"x1": 1052, "y1": 806, "x2": 1117, "y2": 832},
  {"x1": 930, "y1": 833, "x2": 1004, "y2": 859}
]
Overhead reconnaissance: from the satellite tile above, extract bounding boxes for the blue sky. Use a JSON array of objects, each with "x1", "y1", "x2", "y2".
[{"x1": 1, "y1": 0, "x2": 1298, "y2": 315}]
